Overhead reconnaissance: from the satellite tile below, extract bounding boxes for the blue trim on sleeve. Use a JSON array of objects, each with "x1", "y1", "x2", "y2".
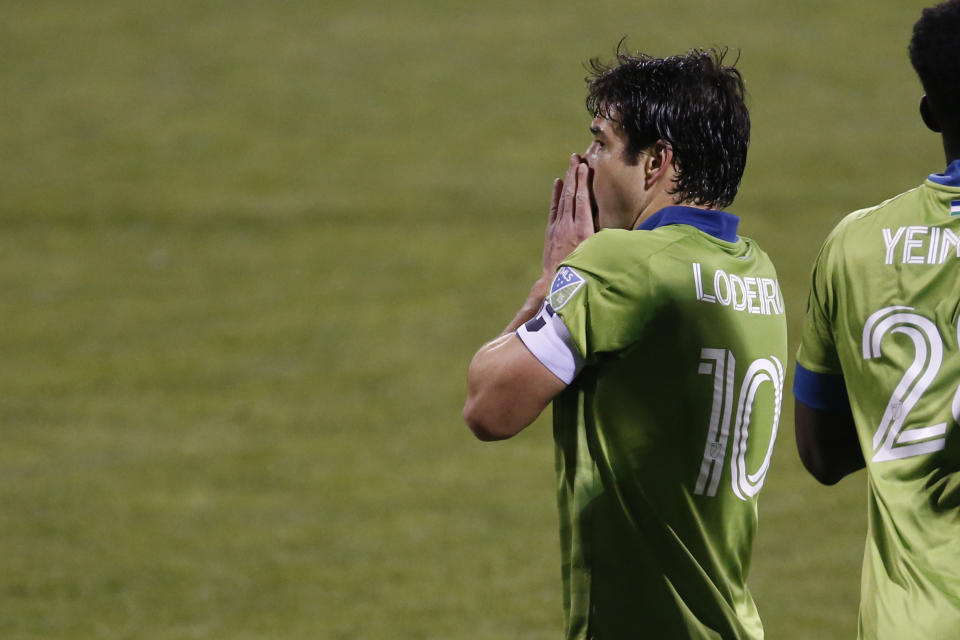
[
  {"x1": 636, "y1": 206, "x2": 740, "y2": 242},
  {"x1": 793, "y1": 363, "x2": 851, "y2": 412},
  {"x1": 927, "y1": 159, "x2": 960, "y2": 186}
]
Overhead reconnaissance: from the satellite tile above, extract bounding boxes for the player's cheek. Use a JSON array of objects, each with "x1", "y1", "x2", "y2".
[
  {"x1": 586, "y1": 167, "x2": 599, "y2": 221},
  {"x1": 595, "y1": 172, "x2": 614, "y2": 211}
]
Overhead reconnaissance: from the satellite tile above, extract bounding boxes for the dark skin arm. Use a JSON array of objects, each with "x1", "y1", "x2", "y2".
[
  {"x1": 794, "y1": 399, "x2": 865, "y2": 485},
  {"x1": 795, "y1": 95, "x2": 954, "y2": 485}
]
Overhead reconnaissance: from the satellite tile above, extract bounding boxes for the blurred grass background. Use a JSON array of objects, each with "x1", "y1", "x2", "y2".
[{"x1": 0, "y1": 1, "x2": 942, "y2": 638}]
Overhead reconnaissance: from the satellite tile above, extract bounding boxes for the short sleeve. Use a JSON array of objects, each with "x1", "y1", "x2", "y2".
[
  {"x1": 796, "y1": 237, "x2": 842, "y2": 375},
  {"x1": 550, "y1": 234, "x2": 655, "y2": 364},
  {"x1": 793, "y1": 364, "x2": 850, "y2": 411}
]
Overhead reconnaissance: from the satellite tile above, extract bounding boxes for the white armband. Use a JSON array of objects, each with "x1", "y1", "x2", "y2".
[{"x1": 516, "y1": 301, "x2": 584, "y2": 384}]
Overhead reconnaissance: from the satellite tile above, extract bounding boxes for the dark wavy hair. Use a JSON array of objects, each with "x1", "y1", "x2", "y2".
[
  {"x1": 909, "y1": 0, "x2": 960, "y2": 126},
  {"x1": 585, "y1": 46, "x2": 749, "y2": 209}
]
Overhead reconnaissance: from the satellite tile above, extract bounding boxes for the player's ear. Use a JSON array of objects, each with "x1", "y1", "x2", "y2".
[
  {"x1": 920, "y1": 95, "x2": 942, "y2": 133},
  {"x1": 643, "y1": 140, "x2": 675, "y2": 188}
]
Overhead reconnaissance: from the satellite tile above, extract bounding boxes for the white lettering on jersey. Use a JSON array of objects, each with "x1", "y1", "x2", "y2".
[
  {"x1": 882, "y1": 226, "x2": 960, "y2": 264},
  {"x1": 904, "y1": 226, "x2": 928, "y2": 264},
  {"x1": 692, "y1": 263, "x2": 784, "y2": 316},
  {"x1": 883, "y1": 227, "x2": 906, "y2": 264},
  {"x1": 692, "y1": 262, "x2": 716, "y2": 303}
]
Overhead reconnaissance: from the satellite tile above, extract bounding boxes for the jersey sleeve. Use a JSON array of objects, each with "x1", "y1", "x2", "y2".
[
  {"x1": 794, "y1": 227, "x2": 852, "y2": 411},
  {"x1": 549, "y1": 233, "x2": 656, "y2": 365},
  {"x1": 793, "y1": 364, "x2": 851, "y2": 411},
  {"x1": 796, "y1": 236, "x2": 843, "y2": 375}
]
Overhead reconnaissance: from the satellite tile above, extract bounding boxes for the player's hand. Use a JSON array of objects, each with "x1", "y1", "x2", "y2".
[{"x1": 541, "y1": 153, "x2": 596, "y2": 281}]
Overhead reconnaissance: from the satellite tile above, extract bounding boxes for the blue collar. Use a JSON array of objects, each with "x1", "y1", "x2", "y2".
[
  {"x1": 636, "y1": 205, "x2": 740, "y2": 242},
  {"x1": 928, "y1": 159, "x2": 960, "y2": 187}
]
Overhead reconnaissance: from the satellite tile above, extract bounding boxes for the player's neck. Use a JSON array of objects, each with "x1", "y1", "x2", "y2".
[
  {"x1": 633, "y1": 193, "x2": 690, "y2": 228},
  {"x1": 634, "y1": 196, "x2": 712, "y2": 228},
  {"x1": 943, "y1": 142, "x2": 960, "y2": 167},
  {"x1": 940, "y1": 128, "x2": 960, "y2": 167}
]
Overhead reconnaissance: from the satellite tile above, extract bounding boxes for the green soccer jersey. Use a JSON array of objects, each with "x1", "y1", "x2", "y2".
[
  {"x1": 796, "y1": 165, "x2": 960, "y2": 640},
  {"x1": 522, "y1": 207, "x2": 788, "y2": 639}
]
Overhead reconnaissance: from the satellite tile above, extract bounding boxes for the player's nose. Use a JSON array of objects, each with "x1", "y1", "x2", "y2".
[{"x1": 583, "y1": 144, "x2": 597, "y2": 167}]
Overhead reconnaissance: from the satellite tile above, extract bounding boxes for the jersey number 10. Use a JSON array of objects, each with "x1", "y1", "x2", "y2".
[{"x1": 693, "y1": 348, "x2": 784, "y2": 500}]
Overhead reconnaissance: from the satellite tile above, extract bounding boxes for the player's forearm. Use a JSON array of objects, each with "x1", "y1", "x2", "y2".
[
  {"x1": 795, "y1": 401, "x2": 865, "y2": 485},
  {"x1": 500, "y1": 276, "x2": 551, "y2": 335}
]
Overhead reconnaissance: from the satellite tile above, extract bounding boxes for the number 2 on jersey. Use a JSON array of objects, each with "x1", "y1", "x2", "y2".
[
  {"x1": 862, "y1": 306, "x2": 960, "y2": 462},
  {"x1": 694, "y1": 348, "x2": 784, "y2": 500}
]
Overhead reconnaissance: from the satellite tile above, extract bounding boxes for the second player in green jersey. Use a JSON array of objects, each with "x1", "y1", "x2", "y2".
[{"x1": 794, "y1": 2, "x2": 960, "y2": 638}]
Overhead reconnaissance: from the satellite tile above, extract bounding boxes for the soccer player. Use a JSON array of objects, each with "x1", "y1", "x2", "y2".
[
  {"x1": 464, "y1": 48, "x2": 787, "y2": 639},
  {"x1": 793, "y1": 2, "x2": 960, "y2": 637}
]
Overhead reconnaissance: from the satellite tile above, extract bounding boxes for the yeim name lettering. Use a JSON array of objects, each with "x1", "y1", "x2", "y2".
[
  {"x1": 883, "y1": 226, "x2": 960, "y2": 265},
  {"x1": 692, "y1": 263, "x2": 784, "y2": 316}
]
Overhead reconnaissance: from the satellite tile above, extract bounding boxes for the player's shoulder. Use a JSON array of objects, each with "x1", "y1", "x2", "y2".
[
  {"x1": 737, "y1": 234, "x2": 779, "y2": 271},
  {"x1": 564, "y1": 227, "x2": 685, "y2": 271},
  {"x1": 825, "y1": 186, "x2": 924, "y2": 247}
]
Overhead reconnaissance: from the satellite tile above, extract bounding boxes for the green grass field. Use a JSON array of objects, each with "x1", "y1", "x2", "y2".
[{"x1": 0, "y1": 1, "x2": 943, "y2": 637}]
